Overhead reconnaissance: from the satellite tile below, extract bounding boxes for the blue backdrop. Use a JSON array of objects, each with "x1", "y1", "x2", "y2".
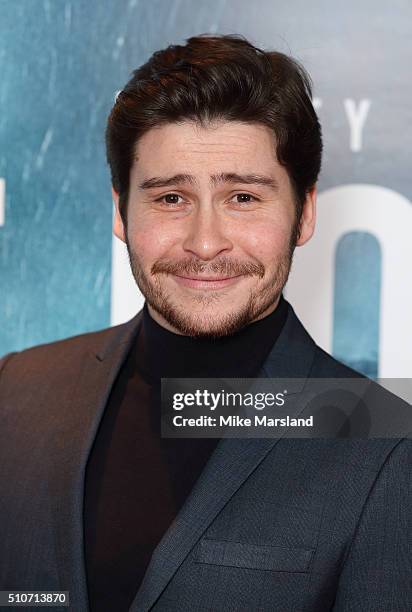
[{"x1": 1, "y1": 0, "x2": 411, "y2": 378}]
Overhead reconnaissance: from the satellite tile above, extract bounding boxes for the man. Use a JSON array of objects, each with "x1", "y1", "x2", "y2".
[{"x1": 0, "y1": 34, "x2": 411, "y2": 612}]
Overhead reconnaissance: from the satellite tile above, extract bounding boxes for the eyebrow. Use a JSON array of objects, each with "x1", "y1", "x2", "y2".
[{"x1": 138, "y1": 172, "x2": 279, "y2": 191}]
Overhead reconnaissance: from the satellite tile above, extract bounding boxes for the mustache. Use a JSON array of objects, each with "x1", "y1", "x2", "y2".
[{"x1": 151, "y1": 258, "x2": 265, "y2": 279}]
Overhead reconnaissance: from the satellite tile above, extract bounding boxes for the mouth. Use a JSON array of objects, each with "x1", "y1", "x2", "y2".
[{"x1": 172, "y1": 274, "x2": 244, "y2": 290}]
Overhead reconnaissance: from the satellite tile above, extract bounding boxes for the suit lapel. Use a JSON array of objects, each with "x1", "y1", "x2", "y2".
[
  {"x1": 128, "y1": 304, "x2": 318, "y2": 612},
  {"x1": 48, "y1": 312, "x2": 143, "y2": 611}
]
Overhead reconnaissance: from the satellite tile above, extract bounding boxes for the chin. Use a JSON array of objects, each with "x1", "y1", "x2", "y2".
[{"x1": 159, "y1": 304, "x2": 256, "y2": 339}]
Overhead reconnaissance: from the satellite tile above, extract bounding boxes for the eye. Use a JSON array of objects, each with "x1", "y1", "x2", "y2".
[
  {"x1": 230, "y1": 193, "x2": 259, "y2": 206},
  {"x1": 155, "y1": 193, "x2": 185, "y2": 207}
]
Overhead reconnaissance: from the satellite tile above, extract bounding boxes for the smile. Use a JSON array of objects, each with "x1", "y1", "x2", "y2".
[{"x1": 171, "y1": 274, "x2": 244, "y2": 290}]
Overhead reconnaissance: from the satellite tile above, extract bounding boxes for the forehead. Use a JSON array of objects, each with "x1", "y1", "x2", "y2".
[{"x1": 132, "y1": 120, "x2": 281, "y2": 176}]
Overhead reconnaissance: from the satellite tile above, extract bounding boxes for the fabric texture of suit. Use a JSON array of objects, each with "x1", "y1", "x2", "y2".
[{"x1": 0, "y1": 300, "x2": 411, "y2": 611}]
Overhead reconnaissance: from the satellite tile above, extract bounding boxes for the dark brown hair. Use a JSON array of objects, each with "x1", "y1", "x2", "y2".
[{"x1": 106, "y1": 33, "x2": 322, "y2": 228}]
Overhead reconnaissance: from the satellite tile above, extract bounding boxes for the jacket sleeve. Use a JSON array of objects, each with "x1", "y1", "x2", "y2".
[{"x1": 332, "y1": 438, "x2": 412, "y2": 611}]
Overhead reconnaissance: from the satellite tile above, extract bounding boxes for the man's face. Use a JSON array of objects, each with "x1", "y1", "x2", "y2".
[{"x1": 113, "y1": 120, "x2": 316, "y2": 338}]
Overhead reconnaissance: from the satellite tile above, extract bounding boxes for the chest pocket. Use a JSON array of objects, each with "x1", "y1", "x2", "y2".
[{"x1": 195, "y1": 539, "x2": 314, "y2": 573}]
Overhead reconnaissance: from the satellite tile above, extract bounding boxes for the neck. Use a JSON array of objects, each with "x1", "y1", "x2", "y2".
[{"x1": 133, "y1": 295, "x2": 289, "y2": 382}]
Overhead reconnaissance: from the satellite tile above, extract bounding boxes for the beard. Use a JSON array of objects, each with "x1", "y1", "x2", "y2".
[{"x1": 124, "y1": 227, "x2": 297, "y2": 339}]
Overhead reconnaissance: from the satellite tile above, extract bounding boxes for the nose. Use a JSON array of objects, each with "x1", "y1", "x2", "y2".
[{"x1": 182, "y1": 205, "x2": 234, "y2": 260}]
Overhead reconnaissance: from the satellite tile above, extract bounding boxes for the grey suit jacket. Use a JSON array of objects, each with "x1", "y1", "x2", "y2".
[{"x1": 0, "y1": 301, "x2": 411, "y2": 611}]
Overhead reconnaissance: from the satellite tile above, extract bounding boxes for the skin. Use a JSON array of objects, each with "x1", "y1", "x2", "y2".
[{"x1": 112, "y1": 119, "x2": 316, "y2": 338}]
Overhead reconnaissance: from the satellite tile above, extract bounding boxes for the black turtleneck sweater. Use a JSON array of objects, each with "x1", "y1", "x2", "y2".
[{"x1": 84, "y1": 295, "x2": 288, "y2": 611}]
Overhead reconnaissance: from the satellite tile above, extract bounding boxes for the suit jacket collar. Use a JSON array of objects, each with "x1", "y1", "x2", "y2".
[
  {"x1": 95, "y1": 312, "x2": 143, "y2": 362},
  {"x1": 50, "y1": 300, "x2": 317, "y2": 611},
  {"x1": 96, "y1": 299, "x2": 316, "y2": 376}
]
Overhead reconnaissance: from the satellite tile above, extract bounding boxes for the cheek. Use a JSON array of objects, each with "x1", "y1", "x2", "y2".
[
  {"x1": 128, "y1": 216, "x2": 181, "y2": 260},
  {"x1": 238, "y1": 219, "x2": 292, "y2": 261}
]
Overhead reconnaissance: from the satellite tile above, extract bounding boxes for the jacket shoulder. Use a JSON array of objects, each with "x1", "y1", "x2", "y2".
[
  {"x1": 310, "y1": 345, "x2": 366, "y2": 379},
  {"x1": 0, "y1": 313, "x2": 142, "y2": 382},
  {"x1": 1, "y1": 324, "x2": 111, "y2": 364}
]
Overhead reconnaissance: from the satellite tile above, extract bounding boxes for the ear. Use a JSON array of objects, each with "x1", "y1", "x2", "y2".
[
  {"x1": 296, "y1": 185, "x2": 317, "y2": 247},
  {"x1": 112, "y1": 186, "x2": 126, "y2": 243}
]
